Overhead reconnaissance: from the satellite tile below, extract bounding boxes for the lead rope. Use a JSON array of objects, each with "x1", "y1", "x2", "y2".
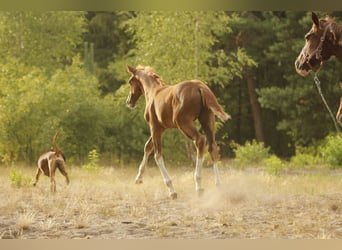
[{"x1": 313, "y1": 74, "x2": 341, "y2": 133}]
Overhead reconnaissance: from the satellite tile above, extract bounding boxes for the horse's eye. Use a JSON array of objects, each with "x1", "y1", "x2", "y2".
[{"x1": 305, "y1": 34, "x2": 311, "y2": 41}]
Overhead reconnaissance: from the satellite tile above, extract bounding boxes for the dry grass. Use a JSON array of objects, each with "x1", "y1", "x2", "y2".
[{"x1": 1, "y1": 163, "x2": 342, "y2": 239}]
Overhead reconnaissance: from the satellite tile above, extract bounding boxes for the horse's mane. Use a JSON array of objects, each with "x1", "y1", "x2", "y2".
[
  {"x1": 136, "y1": 65, "x2": 164, "y2": 86},
  {"x1": 321, "y1": 16, "x2": 335, "y2": 23},
  {"x1": 311, "y1": 17, "x2": 333, "y2": 31},
  {"x1": 318, "y1": 16, "x2": 342, "y2": 46}
]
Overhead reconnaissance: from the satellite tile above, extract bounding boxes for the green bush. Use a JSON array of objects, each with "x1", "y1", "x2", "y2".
[
  {"x1": 9, "y1": 168, "x2": 31, "y2": 188},
  {"x1": 319, "y1": 135, "x2": 342, "y2": 168},
  {"x1": 233, "y1": 140, "x2": 270, "y2": 168},
  {"x1": 290, "y1": 153, "x2": 318, "y2": 168},
  {"x1": 263, "y1": 155, "x2": 284, "y2": 176},
  {"x1": 82, "y1": 149, "x2": 103, "y2": 173}
]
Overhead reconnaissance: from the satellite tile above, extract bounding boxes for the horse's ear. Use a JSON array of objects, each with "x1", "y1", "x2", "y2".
[
  {"x1": 312, "y1": 12, "x2": 320, "y2": 28},
  {"x1": 126, "y1": 65, "x2": 136, "y2": 74}
]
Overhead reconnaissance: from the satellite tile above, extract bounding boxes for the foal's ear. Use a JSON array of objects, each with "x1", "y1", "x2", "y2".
[
  {"x1": 312, "y1": 12, "x2": 320, "y2": 28},
  {"x1": 126, "y1": 65, "x2": 136, "y2": 74}
]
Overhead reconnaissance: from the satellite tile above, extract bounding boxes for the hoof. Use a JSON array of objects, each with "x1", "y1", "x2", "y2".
[
  {"x1": 196, "y1": 188, "x2": 205, "y2": 197},
  {"x1": 170, "y1": 192, "x2": 178, "y2": 200},
  {"x1": 135, "y1": 179, "x2": 143, "y2": 184}
]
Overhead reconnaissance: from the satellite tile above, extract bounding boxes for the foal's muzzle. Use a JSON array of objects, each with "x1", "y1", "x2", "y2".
[{"x1": 126, "y1": 95, "x2": 135, "y2": 108}]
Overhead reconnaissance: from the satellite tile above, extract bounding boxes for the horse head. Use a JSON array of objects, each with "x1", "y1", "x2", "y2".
[
  {"x1": 295, "y1": 12, "x2": 340, "y2": 76},
  {"x1": 126, "y1": 65, "x2": 144, "y2": 108},
  {"x1": 126, "y1": 65, "x2": 164, "y2": 108}
]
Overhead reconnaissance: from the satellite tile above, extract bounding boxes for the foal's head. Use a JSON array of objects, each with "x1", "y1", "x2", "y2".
[
  {"x1": 126, "y1": 72, "x2": 143, "y2": 108},
  {"x1": 126, "y1": 65, "x2": 164, "y2": 108},
  {"x1": 295, "y1": 12, "x2": 340, "y2": 76}
]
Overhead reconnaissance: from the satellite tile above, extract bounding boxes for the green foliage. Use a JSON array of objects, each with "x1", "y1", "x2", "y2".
[
  {"x1": 319, "y1": 135, "x2": 342, "y2": 168},
  {"x1": 233, "y1": 140, "x2": 270, "y2": 167},
  {"x1": 123, "y1": 11, "x2": 252, "y2": 86},
  {"x1": 0, "y1": 56, "x2": 108, "y2": 163},
  {"x1": 9, "y1": 168, "x2": 31, "y2": 188},
  {"x1": 88, "y1": 149, "x2": 100, "y2": 164},
  {"x1": 85, "y1": 12, "x2": 133, "y2": 94},
  {"x1": 0, "y1": 60, "x2": 48, "y2": 162},
  {"x1": 290, "y1": 145, "x2": 319, "y2": 168},
  {"x1": 82, "y1": 149, "x2": 103, "y2": 173},
  {"x1": 263, "y1": 155, "x2": 284, "y2": 176},
  {"x1": 0, "y1": 11, "x2": 86, "y2": 71},
  {"x1": 125, "y1": 11, "x2": 214, "y2": 81},
  {"x1": 290, "y1": 153, "x2": 319, "y2": 168}
]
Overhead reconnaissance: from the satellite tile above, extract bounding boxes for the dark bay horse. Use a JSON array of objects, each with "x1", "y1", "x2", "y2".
[
  {"x1": 126, "y1": 65, "x2": 230, "y2": 199},
  {"x1": 295, "y1": 12, "x2": 342, "y2": 124}
]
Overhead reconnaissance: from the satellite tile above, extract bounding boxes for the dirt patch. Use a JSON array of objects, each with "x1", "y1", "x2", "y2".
[{"x1": 1, "y1": 166, "x2": 342, "y2": 239}]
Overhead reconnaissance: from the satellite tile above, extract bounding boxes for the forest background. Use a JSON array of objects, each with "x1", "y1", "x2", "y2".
[{"x1": 0, "y1": 11, "x2": 341, "y2": 167}]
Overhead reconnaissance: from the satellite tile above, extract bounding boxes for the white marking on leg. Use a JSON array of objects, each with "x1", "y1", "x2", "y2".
[
  {"x1": 213, "y1": 162, "x2": 221, "y2": 186},
  {"x1": 155, "y1": 156, "x2": 176, "y2": 196},
  {"x1": 194, "y1": 157, "x2": 204, "y2": 192},
  {"x1": 135, "y1": 154, "x2": 148, "y2": 183}
]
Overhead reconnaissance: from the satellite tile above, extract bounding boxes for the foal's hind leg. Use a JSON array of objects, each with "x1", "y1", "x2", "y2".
[
  {"x1": 135, "y1": 137, "x2": 153, "y2": 184},
  {"x1": 49, "y1": 160, "x2": 57, "y2": 193},
  {"x1": 152, "y1": 129, "x2": 177, "y2": 199},
  {"x1": 33, "y1": 168, "x2": 42, "y2": 187},
  {"x1": 199, "y1": 112, "x2": 221, "y2": 186},
  {"x1": 177, "y1": 119, "x2": 206, "y2": 195},
  {"x1": 57, "y1": 162, "x2": 70, "y2": 185}
]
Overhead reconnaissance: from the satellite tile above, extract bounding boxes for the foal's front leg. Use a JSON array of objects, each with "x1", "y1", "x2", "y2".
[{"x1": 135, "y1": 137, "x2": 153, "y2": 184}]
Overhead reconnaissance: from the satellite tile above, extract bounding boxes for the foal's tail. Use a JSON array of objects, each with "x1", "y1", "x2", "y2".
[
  {"x1": 52, "y1": 130, "x2": 62, "y2": 156},
  {"x1": 199, "y1": 86, "x2": 231, "y2": 122}
]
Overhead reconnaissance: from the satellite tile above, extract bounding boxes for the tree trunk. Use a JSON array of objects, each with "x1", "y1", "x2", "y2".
[{"x1": 246, "y1": 70, "x2": 264, "y2": 142}]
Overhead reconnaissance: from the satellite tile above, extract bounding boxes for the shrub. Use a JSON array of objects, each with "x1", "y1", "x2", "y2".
[
  {"x1": 290, "y1": 153, "x2": 318, "y2": 168},
  {"x1": 82, "y1": 149, "x2": 103, "y2": 173},
  {"x1": 319, "y1": 135, "x2": 342, "y2": 168},
  {"x1": 9, "y1": 168, "x2": 31, "y2": 188},
  {"x1": 233, "y1": 140, "x2": 270, "y2": 168},
  {"x1": 263, "y1": 155, "x2": 284, "y2": 176},
  {"x1": 290, "y1": 144, "x2": 319, "y2": 168}
]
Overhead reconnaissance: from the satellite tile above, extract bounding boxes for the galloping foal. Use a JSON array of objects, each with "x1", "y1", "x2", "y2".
[{"x1": 126, "y1": 65, "x2": 230, "y2": 199}]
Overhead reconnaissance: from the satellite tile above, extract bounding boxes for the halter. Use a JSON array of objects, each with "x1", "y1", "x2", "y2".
[
  {"x1": 306, "y1": 23, "x2": 332, "y2": 70},
  {"x1": 313, "y1": 74, "x2": 340, "y2": 133}
]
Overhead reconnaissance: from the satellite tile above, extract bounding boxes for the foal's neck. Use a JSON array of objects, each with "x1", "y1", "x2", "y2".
[{"x1": 141, "y1": 77, "x2": 163, "y2": 101}]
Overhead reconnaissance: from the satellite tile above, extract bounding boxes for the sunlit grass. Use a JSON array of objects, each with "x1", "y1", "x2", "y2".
[{"x1": 1, "y1": 162, "x2": 342, "y2": 239}]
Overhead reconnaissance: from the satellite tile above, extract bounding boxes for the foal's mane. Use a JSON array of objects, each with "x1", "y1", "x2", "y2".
[{"x1": 136, "y1": 65, "x2": 164, "y2": 86}]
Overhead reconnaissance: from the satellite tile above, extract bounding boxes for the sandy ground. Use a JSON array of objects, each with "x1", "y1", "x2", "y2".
[{"x1": 1, "y1": 164, "x2": 342, "y2": 239}]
